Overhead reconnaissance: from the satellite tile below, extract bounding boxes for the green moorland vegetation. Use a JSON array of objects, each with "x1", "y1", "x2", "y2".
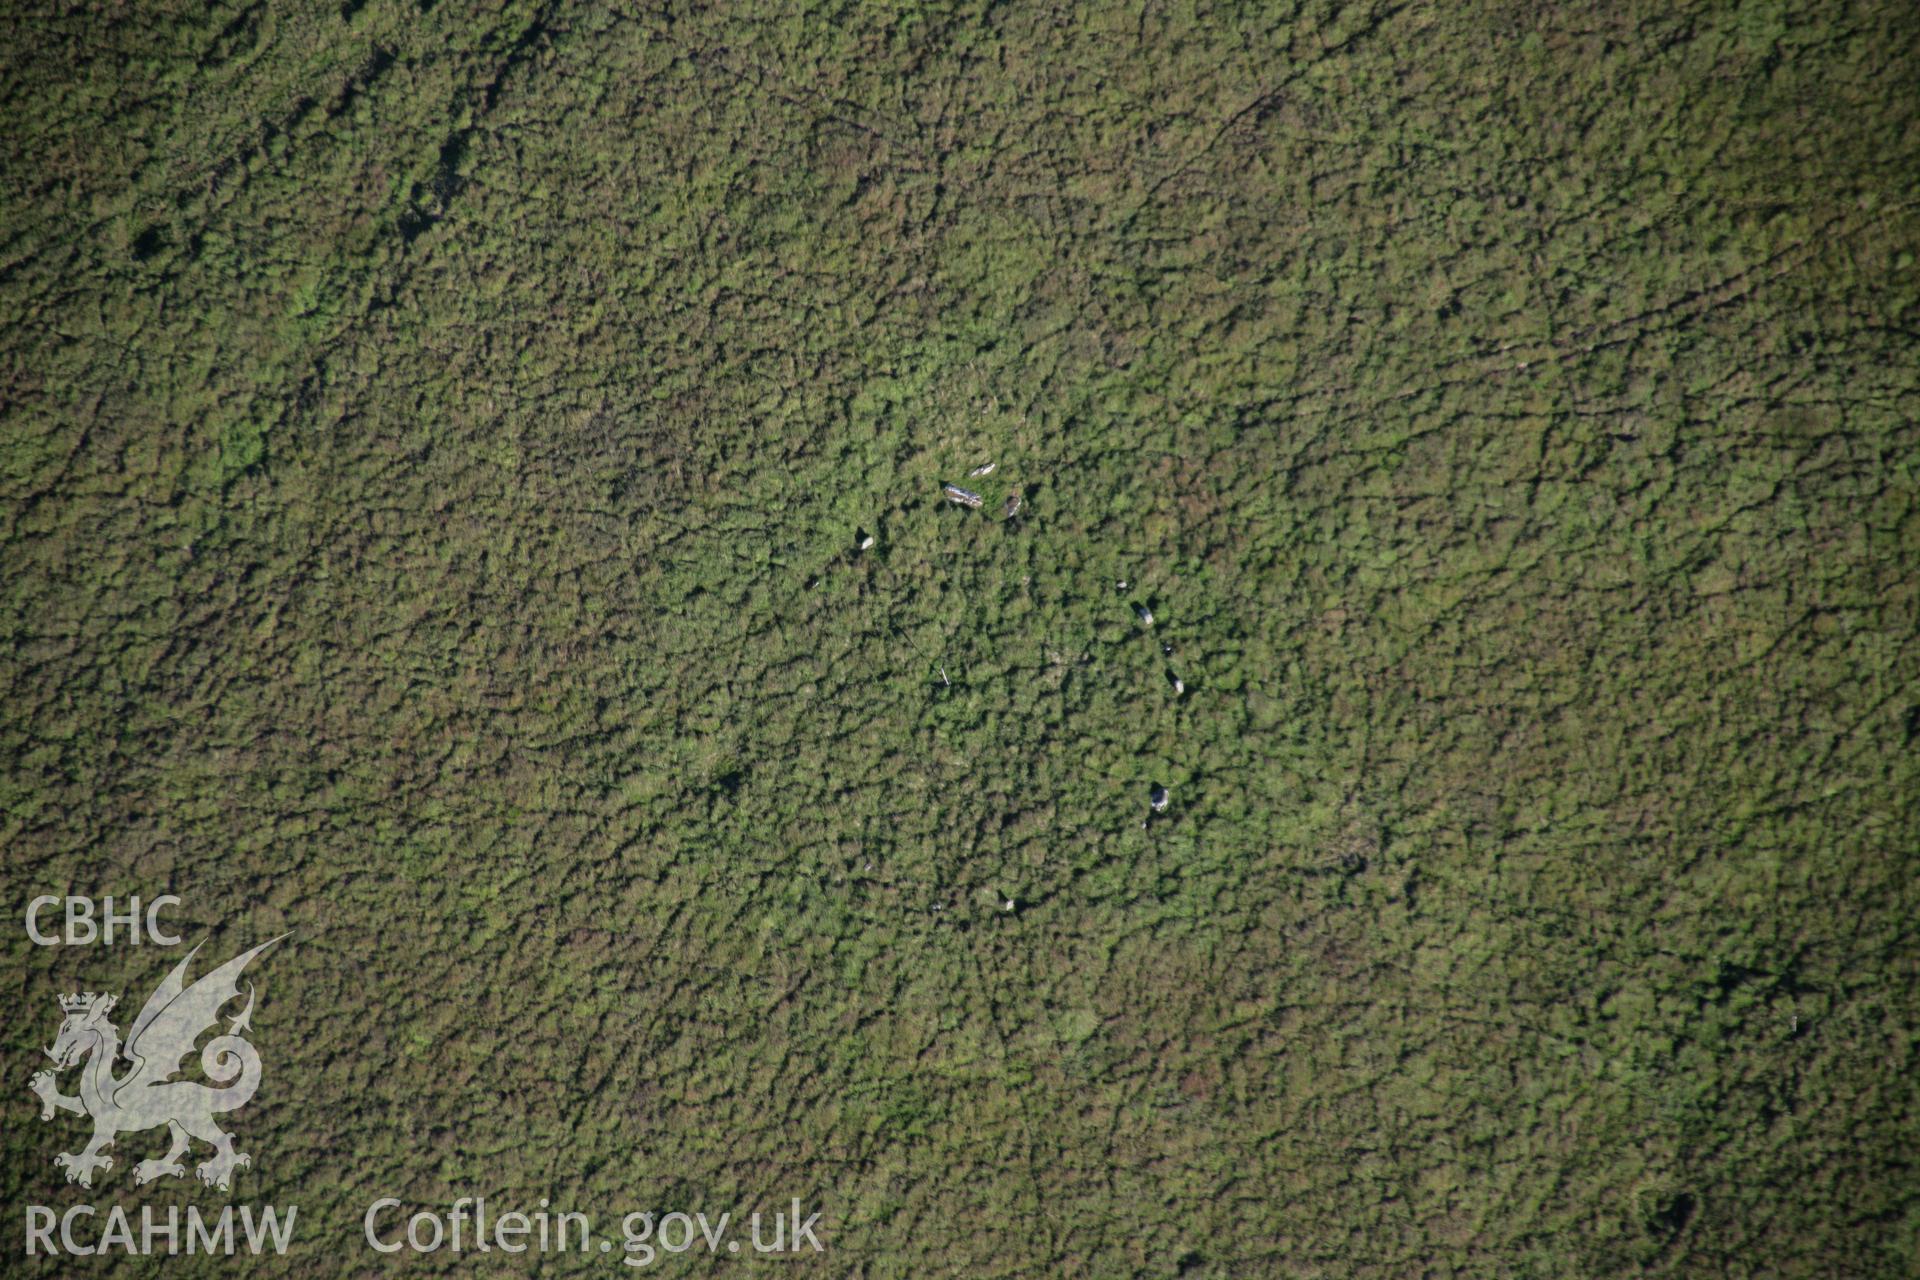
[{"x1": 3, "y1": 0, "x2": 1917, "y2": 1275}]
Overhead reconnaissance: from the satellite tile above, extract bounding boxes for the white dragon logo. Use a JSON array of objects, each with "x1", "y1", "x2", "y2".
[{"x1": 29, "y1": 935, "x2": 287, "y2": 1191}]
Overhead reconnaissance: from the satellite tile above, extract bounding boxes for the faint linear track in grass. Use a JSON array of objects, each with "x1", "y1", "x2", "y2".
[
  {"x1": 1266, "y1": 201, "x2": 1917, "y2": 436},
  {"x1": 1101, "y1": 1, "x2": 1411, "y2": 240}
]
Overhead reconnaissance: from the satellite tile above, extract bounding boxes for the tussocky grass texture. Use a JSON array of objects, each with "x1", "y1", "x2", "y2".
[{"x1": 2, "y1": 1, "x2": 1917, "y2": 1276}]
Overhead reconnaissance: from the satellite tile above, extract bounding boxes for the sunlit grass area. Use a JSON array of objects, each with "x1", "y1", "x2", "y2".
[{"x1": 3, "y1": 1, "x2": 1916, "y2": 1275}]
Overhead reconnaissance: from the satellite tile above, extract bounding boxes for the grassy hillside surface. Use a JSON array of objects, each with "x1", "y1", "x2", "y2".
[{"x1": 3, "y1": 1, "x2": 1917, "y2": 1275}]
